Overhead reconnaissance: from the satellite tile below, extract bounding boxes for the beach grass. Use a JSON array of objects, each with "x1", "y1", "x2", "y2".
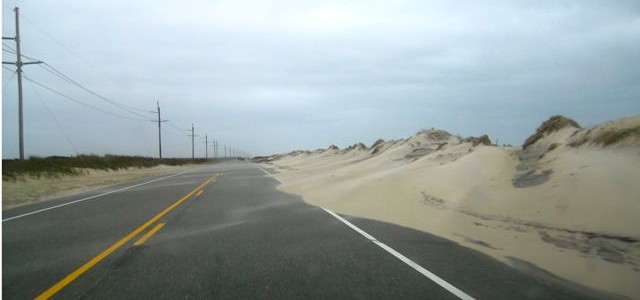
[{"x1": 2, "y1": 155, "x2": 213, "y2": 181}]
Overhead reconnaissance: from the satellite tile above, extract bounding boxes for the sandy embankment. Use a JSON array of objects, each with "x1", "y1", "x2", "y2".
[
  {"x1": 263, "y1": 115, "x2": 640, "y2": 299},
  {"x1": 2, "y1": 164, "x2": 192, "y2": 210}
]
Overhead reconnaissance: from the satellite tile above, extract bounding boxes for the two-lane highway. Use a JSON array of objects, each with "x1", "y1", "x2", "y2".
[{"x1": 3, "y1": 162, "x2": 601, "y2": 299}]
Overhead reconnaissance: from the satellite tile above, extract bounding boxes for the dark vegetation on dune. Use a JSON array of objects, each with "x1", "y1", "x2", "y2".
[
  {"x1": 2, "y1": 155, "x2": 212, "y2": 181},
  {"x1": 522, "y1": 115, "x2": 581, "y2": 149},
  {"x1": 463, "y1": 134, "x2": 492, "y2": 147},
  {"x1": 592, "y1": 126, "x2": 640, "y2": 146},
  {"x1": 569, "y1": 125, "x2": 640, "y2": 147}
]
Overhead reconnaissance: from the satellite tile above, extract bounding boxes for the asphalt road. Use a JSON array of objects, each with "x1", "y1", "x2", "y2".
[{"x1": 3, "y1": 161, "x2": 604, "y2": 299}]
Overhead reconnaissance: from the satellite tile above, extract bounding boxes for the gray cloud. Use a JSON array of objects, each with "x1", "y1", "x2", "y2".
[{"x1": 3, "y1": 0, "x2": 639, "y2": 158}]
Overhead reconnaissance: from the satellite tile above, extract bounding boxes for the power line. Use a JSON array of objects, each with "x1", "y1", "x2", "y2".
[
  {"x1": 157, "y1": 119, "x2": 191, "y2": 140},
  {"x1": 3, "y1": 6, "x2": 151, "y2": 160},
  {"x1": 3, "y1": 47, "x2": 17, "y2": 54},
  {"x1": 37, "y1": 62, "x2": 150, "y2": 118},
  {"x1": 4, "y1": 43, "x2": 43, "y2": 66},
  {"x1": 4, "y1": 6, "x2": 208, "y2": 160},
  {"x1": 23, "y1": 73, "x2": 150, "y2": 122},
  {"x1": 16, "y1": 9, "x2": 120, "y2": 84},
  {"x1": 3, "y1": 44, "x2": 43, "y2": 66},
  {"x1": 167, "y1": 120, "x2": 188, "y2": 134},
  {"x1": 2, "y1": 42, "x2": 17, "y2": 52},
  {"x1": 18, "y1": 52, "x2": 42, "y2": 64},
  {"x1": 40, "y1": 62, "x2": 148, "y2": 114},
  {"x1": 24, "y1": 77, "x2": 88, "y2": 167},
  {"x1": 2, "y1": 66, "x2": 17, "y2": 89},
  {"x1": 5, "y1": 12, "x2": 150, "y2": 119}
]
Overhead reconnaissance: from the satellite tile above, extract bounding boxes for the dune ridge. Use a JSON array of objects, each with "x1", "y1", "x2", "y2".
[{"x1": 260, "y1": 115, "x2": 640, "y2": 299}]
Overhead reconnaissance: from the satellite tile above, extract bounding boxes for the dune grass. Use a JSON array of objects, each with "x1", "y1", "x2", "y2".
[
  {"x1": 568, "y1": 125, "x2": 640, "y2": 147},
  {"x1": 2, "y1": 154, "x2": 213, "y2": 181},
  {"x1": 593, "y1": 126, "x2": 640, "y2": 146},
  {"x1": 522, "y1": 115, "x2": 581, "y2": 149}
]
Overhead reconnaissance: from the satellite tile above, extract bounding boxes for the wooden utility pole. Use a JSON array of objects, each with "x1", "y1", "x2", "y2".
[
  {"x1": 3, "y1": 7, "x2": 42, "y2": 160},
  {"x1": 188, "y1": 124, "x2": 196, "y2": 160},
  {"x1": 153, "y1": 101, "x2": 167, "y2": 159},
  {"x1": 203, "y1": 134, "x2": 213, "y2": 160}
]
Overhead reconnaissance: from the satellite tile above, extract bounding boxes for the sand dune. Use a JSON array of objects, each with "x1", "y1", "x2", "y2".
[{"x1": 262, "y1": 115, "x2": 640, "y2": 299}]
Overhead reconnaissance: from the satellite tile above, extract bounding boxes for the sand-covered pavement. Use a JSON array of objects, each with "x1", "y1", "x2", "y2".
[
  {"x1": 2, "y1": 164, "x2": 192, "y2": 210},
  {"x1": 261, "y1": 115, "x2": 640, "y2": 299}
]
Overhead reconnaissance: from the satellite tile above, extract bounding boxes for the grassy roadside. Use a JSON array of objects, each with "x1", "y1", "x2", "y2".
[
  {"x1": 2, "y1": 154, "x2": 221, "y2": 210},
  {"x1": 2, "y1": 154, "x2": 214, "y2": 181}
]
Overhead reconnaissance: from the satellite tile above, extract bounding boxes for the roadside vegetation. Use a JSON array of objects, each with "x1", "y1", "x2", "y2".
[{"x1": 2, "y1": 154, "x2": 213, "y2": 181}]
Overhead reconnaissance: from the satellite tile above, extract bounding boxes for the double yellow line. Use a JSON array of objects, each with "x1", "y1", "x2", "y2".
[{"x1": 35, "y1": 173, "x2": 221, "y2": 300}]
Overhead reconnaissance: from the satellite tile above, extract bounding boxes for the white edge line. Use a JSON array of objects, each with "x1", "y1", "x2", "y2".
[
  {"x1": 2, "y1": 170, "x2": 192, "y2": 222},
  {"x1": 250, "y1": 162, "x2": 475, "y2": 300},
  {"x1": 322, "y1": 208, "x2": 476, "y2": 300},
  {"x1": 253, "y1": 163, "x2": 283, "y2": 183}
]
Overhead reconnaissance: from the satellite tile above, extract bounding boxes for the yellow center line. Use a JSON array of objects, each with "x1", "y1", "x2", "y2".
[
  {"x1": 195, "y1": 190, "x2": 204, "y2": 196},
  {"x1": 35, "y1": 173, "x2": 221, "y2": 300},
  {"x1": 133, "y1": 223, "x2": 165, "y2": 246}
]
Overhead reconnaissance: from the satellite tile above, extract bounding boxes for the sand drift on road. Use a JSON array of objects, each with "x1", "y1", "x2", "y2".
[{"x1": 260, "y1": 115, "x2": 640, "y2": 299}]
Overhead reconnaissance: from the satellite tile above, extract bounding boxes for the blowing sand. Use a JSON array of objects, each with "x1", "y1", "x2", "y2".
[
  {"x1": 2, "y1": 164, "x2": 191, "y2": 210},
  {"x1": 263, "y1": 115, "x2": 640, "y2": 299}
]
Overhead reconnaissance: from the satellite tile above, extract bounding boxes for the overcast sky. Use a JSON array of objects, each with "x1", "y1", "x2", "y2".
[{"x1": 2, "y1": 0, "x2": 639, "y2": 158}]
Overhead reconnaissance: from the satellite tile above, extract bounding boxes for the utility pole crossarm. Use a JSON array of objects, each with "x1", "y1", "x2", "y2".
[{"x1": 2, "y1": 61, "x2": 42, "y2": 65}]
